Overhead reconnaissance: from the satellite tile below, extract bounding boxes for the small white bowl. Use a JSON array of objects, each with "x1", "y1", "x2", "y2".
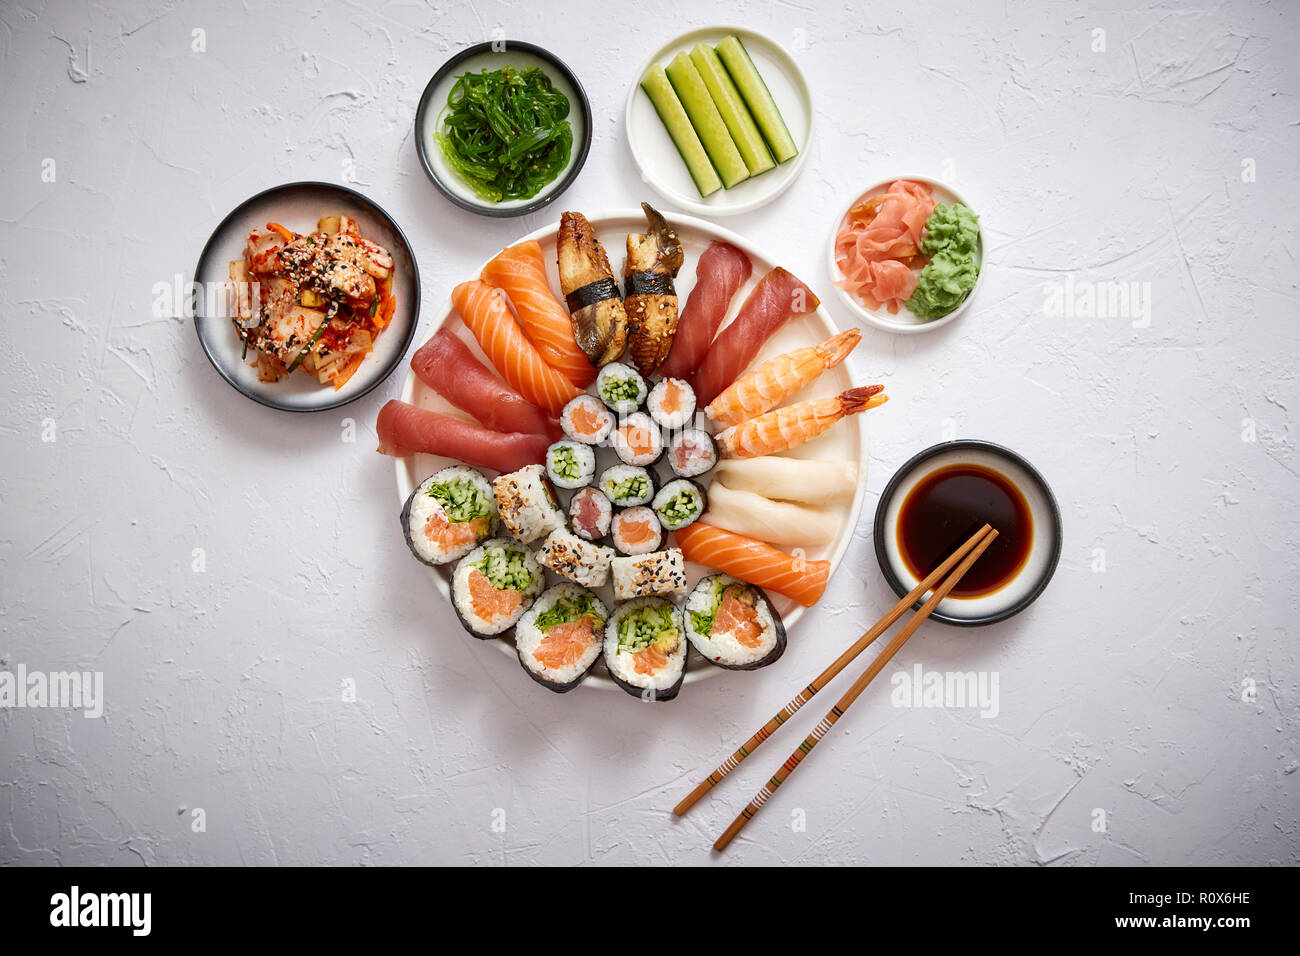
[
  {"x1": 826, "y1": 175, "x2": 985, "y2": 334},
  {"x1": 625, "y1": 27, "x2": 812, "y2": 217}
]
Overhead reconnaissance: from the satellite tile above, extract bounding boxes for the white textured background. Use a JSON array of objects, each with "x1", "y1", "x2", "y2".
[{"x1": 1, "y1": 0, "x2": 1297, "y2": 866}]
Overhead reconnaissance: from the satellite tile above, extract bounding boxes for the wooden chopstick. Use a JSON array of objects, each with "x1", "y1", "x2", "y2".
[
  {"x1": 712, "y1": 527, "x2": 999, "y2": 852},
  {"x1": 673, "y1": 523, "x2": 994, "y2": 817}
]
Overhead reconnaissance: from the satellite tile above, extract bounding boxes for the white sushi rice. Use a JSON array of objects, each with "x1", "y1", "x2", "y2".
[
  {"x1": 604, "y1": 598, "x2": 687, "y2": 694},
  {"x1": 684, "y1": 574, "x2": 780, "y2": 667},
  {"x1": 405, "y1": 466, "x2": 496, "y2": 565},
  {"x1": 451, "y1": 538, "x2": 544, "y2": 636},
  {"x1": 610, "y1": 549, "x2": 687, "y2": 601},
  {"x1": 515, "y1": 584, "x2": 607, "y2": 688},
  {"x1": 492, "y1": 464, "x2": 564, "y2": 543},
  {"x1": 537, "y1": 528, "x2": 614, "y2": 588}
]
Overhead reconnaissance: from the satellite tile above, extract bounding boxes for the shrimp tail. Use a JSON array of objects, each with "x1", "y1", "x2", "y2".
[
  {"x1": 838, "y1": 384, "x2": 888, "y2": 415},
  {"x1": 816, "y1": 328, "x2": 862, "y2": 370}
]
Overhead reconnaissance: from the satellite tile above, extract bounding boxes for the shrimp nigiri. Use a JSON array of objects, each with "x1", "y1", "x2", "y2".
[
  {"x1": 705, "y1": 328, "x2": 862, "y2": 428},
  {"x1": 715, "y1": 385, "x2": 887, "y2": 459}
]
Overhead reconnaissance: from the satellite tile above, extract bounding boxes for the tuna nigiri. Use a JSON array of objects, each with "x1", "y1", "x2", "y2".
[
  {"x1": 705, "y1": 328, "x2": 861, "y2": 428},
  {"x1": 658, "y1": 242, "x2": 751, "y2": 381},
  {"x1": 675, "y1": 522, "x2": 830, "y2": 607},
  {"x1": 411, "y1": 329, "x2": 560, "y2": 439},
  {"x1": 452, "y1": 279, "x2": 582, "y2": 417},
  {"x1": 690, "y1": 267, "x2": 820, "y2": 407},
  {"x1": 376, "y1": 400, "x2": 550, "y2": 474},
  {"x1": 716, "y1": 385, "x2": 888, "y2": 459},
  {"x1": 481, "y1": 241, "x2": 597, "y2": 388}
]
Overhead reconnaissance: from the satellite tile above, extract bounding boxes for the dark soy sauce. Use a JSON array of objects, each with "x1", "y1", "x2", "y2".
[{"x1": 897, "y1": 463, "x2": 1033, "y2": 599}]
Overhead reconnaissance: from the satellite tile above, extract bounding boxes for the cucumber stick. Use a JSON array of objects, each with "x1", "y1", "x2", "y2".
[
  {"x1": 715, "y1": 35, "x2": 798, "y2": 164},
  {"x1": 688, "y1": 44, "x2": 774, "y2": 177},
  {"x1": 664, "y1": 52, "x2": 749, "y2": 189},
  {"x1": 640, "y1": 66, "x2": 722, "y2": 197}
]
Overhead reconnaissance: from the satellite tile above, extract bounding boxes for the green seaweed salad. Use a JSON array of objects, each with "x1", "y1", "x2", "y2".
[{"x1": 435, "y1": 66, "x2": 573, "y2": 203}]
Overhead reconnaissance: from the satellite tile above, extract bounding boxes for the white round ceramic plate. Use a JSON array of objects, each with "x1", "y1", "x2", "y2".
[
  {"x1": 827, "y1": 176, "x2": 986, "y2": 334},
  {"x1": 625, "y1": 27, "x2": 812, "y2": 217},
  {"x1": 193, "y1": 182, "x2": 420, "y2": 412},
  {"x1": 414, "y1": 41, "x2": 592, "y2": 217},
  {"x1": 394, "y1": 209, "x2": 870, "y2": 691}
]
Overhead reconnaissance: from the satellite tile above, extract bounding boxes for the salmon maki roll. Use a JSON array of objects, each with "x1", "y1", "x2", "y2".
[
  {"x1": 515, "y1": 584, "x2": 609, "y2": 693},
  {"x1": 604, "y1": 597, "x2": 687, "y2": 701},
  {"x1": 684, "y1": 574, "x2": 786, "y2": 670},
  {"x1": 451, "y1": 538, "x2": 544, "y2": 638},
  {"x1": 402, "y1": 466, "x2": 498, "y2": 566}
]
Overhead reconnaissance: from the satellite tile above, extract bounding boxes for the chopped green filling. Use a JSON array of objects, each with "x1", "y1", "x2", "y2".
[
  {"x1": 617, "y1": 603, "x2": 677, "y2": 653},
  {"x1": 548, "y1": 445, "x2": 580, "y2": 481},
  {"x1": 601, "y1": 375, "x2": 641, "y2": 404},
  {"x1": 605, "y1": 474, "x2": 649, "y2": 502},
  {"x1": 472, "y1": 545, "x2": 533, "y2": 591},
  {"x1": 427, "y1": 479, "x2": 492, "y2": 524},
  {"x1": 535, "y1": 592, "x2": 605, "y2": 632},
  {"x1": 690, "y1": 577, "x2": 733, "y2": 636},
  {"x1": 658, "y1": 489, "x2": 699, "y2": 524}
]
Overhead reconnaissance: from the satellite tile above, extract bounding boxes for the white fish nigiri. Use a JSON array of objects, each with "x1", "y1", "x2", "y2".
[
  {"x1": 701, "y1": 481, "x2": 840, "y2": 548},
  {"x1": 711, "y1": 457, "x2": 858, "y2": 506}
]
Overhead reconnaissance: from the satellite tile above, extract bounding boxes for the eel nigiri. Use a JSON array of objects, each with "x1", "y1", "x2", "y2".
[
  {"x1": 452, "y1": 279, "x2": 582, "y2": 417},
  {"x1": 659, "y1": 241, "x2": 751, "y2": 381},
  {"x1": 375, "y1": 400, "x2": 550, "y2": 473},
  {"x1": 690, "y1": 267, "x2": 821, "y2": 407},
  {"x1": 557, "y1": 211, "x2": 629, "y2": 367},
  {"x1": 705, "y1": 328, "x2": 861, "y2": 428},
  {"x1": 411, "y1": 329, "x2": 560, "y2": 440},
  {"x1": 481, "y1": 241, "x2": 597, "y2": 388},
  {"x1": 716, "y1": 385, "x2": 888, "y2": 459},
  {"x1": 675, "y1": 522, "x2": 830, "y2": 607},
  {"x1": 623, "y1": 202, "x2": 684, "y2": 376}
]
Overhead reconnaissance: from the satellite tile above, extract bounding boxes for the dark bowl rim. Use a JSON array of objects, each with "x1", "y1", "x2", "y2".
[
  {"x1": 191, "y1": 179, "x2": 422, "y2": 413},
  {"x1": 413, "y1": 40, "x2": 594, "y2": 218},
  {"x1": 872, "y1": 439, "x2": 1063, "y2": 627}
]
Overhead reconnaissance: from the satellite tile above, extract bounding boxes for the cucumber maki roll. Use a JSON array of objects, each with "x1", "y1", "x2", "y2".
[
  {"x1": 401, "y1": 466, "x2": 497, "y2": 566},
  {"x1": 546, "y1": 440, "x2": 597, "y2": 490},
  {"x1": 596, "y1": 362, "x2": 648, "y2": 413},
  {"x1": 683, "y1": 574, "x2": 786, "y2": 670},
  {"x1": 604, "y1": 597, "x2": 687, "y2": 701},
  {"x1": 515, "y1": 584, "x2": 609, "y2": 693},
  {"x1": 451, "y1": 538, "x2": 544, "y2": 638},
  {"x1": 651, "y1": 478, "x2": 706, "y2": 531},
  {"x1": 599, "y1": 464, "x2": 657, "y2": 507}
]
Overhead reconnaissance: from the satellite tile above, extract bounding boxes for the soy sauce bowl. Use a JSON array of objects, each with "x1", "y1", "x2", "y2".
[
  {"x1": 414, "y1": 41, "x2": 592, "y2": 217},
  {"x1": 873, "y1": 440, "x2": 1062, "y2": 627}
]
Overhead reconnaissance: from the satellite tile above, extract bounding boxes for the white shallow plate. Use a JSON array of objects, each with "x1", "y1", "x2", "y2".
[
  {"x1": 193, "y1": 182, "x2": 420, "y2": 412},
  {"x1": 394, "y1": 209, "x2": 869, "y2": 691},
  {"x1": 625, "y1": 27, "x2": 812, "y2": 217},
  {"x1": 827, "y1": 176, "x2": 986, "y2": 334}
]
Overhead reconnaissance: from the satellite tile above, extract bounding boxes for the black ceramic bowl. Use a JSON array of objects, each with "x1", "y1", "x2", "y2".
[
  {"x1": 873, "y1": 440, "x2": 1063, "y2": 627},
  {"x1": 192, "y1": 181, "x2": 420, "y2": 413},
  {"x1": 414, "y1": 41, "x2": 592, "y2": 217}
]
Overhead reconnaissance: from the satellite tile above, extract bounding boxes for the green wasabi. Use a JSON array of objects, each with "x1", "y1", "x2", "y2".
[{"x1": 906, "y1": 203, "x2": 981, "y2": 320}]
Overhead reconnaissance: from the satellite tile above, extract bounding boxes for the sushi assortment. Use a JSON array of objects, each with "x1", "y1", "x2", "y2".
[{"x1": 387, "y1": 203, "x2": 891, "y2": 698}]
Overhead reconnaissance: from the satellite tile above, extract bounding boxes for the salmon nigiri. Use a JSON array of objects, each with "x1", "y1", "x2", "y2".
[
  {"x1": 452, "y1": 279, "x2": 582, "y2": 417},
  {"x1": 481, "y1": 241, "x2": 597, "y2": 388},
  {"x1": 716, "y1": 385, "x2": 887, "y2": 459},
  {"x1": 675, "y1": 522, "x2": 830, "y2": 607}
]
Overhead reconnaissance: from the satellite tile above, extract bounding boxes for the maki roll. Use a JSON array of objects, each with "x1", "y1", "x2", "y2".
[
  {"x1": 604, "y1": 597, "x2": 687, "y2": 701},
  {"x1": 596, "y1": 362, "x2": 648, "y2": 413},
  {"x1": 646, "y1": 377, "x2": 696, "y2": 430},
  {"x1": 599, "y1": 464, "x2": 656, "y2": 507},
  {"x1": 546, "y1": 440, "x2": 597, "y2": 490},
  {"x1": 651, "y1": 478, "x2": 706, "y2": 531},
  {"x1": 537, "y1": 527, "x2": 615, "y2": 588},
  {"x1": 684, "y1": 574, "x2": 787, "y2": 670},
  {"x1": 611, "y1": 506, "x2": 663, "y2": 556},
  {"x1": 667, "y1": 428, "x2": 718, "y2": 479},
  {"x1": 515, "y1": 584, "x2": 609, "y2": 693},
  {"x1": 451, "y1": 538, "x2": 544, "y2": 638},
  {"x1": 611, "y1": 548, "x2": 688, "y2": 601},
  {"x1": 401, "y1": 466, "x2": 497, "y2": 566},
  {"x1": 611, "y1": 411, "x2": 664, "y2": 466},
  {"x1": 560, "y1": 394, "x2": 615, "y2": 445},
  {"x1": 492, "y1": 464, "x2": 565, "y2": 543},
  {"x1": 569, "y1": 486, "x2": 612, "y2": 542}
]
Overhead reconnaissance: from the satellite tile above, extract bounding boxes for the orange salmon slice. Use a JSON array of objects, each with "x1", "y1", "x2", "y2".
[
  {"x1": 714, "y1": 589, "x2": 763, "y2": 648},
  {"x1": 660, "y1": 380, "x2": 684, "y2": 414},
  {"x1": 632, "y1": 644, "x2": 668, "y2": 675},
  {"x1": 425, "y1": 511, "x2": 487, "y2": 549},
  {"x1": 620, "y1": 519, "x2": 656, "y2": 546},
  {"x1": 468, "y1": 568, "x2": 522, "y2": 623},
  {"x1": 570, "y1": 401, "x2": 604, "y2": 436},
  {"x1": 620, "y1": 425, "x2": 656, "y2": 458},
  {"x1": 533, "y1": 616, "x2": 595, "y2": 669}
]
